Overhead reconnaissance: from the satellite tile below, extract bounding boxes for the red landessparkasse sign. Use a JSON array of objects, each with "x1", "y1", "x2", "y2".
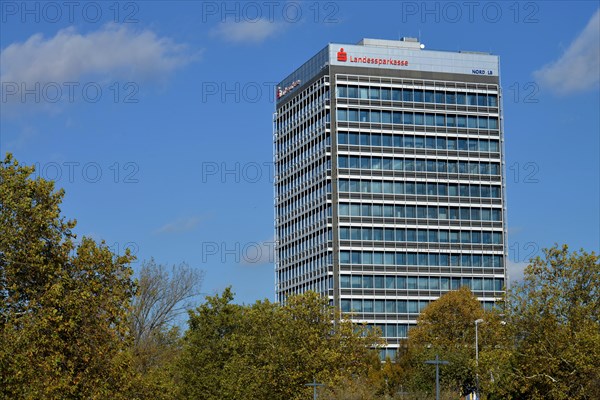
[{"x1": 337, "y1": 47, "x2": 408, "y2": 66}]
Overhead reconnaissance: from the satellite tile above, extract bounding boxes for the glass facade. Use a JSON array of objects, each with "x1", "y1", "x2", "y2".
[{"x1": 274, "y1": 39, "x2": 506, "y2": 358}]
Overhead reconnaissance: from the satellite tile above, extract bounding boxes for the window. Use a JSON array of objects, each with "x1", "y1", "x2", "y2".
[
  {"x1": 339, "y1": 204, "x2": 349, "y2": 216},
  {"x1": 414, "y1": 113, "x2": 424, "y2": 125},
  {"x1": 340, "y1": 275, "x2": 350, "y2": 288},
  {"x1": 340, "y1": 251, "x2": 350, "y2": 263},
  {"x1": 447, "y1": 138, "x2": 456, "y2": 150},
  {"x1": 370, "y1": 110, "x2": 381, "y2": 123},
  {"x1": 413, "y1": 90, "x2": 423, "y2": 102},
  {"x1": 424, "y1": 90, "x2": 434, "y2": 102},
  {"x1": 359, "y1": 87, "x2": 368, "y2": 99},
  {"x1": 357, "y1": 110, "x2": 367, "y2": 122},
  {"x1": 382, "y1": 111, "x2": 392, "y2": 124},
  {"x1": 436, "y1": 114, "x2": 445, "y2": 126},
  {"x1": 341, "y1": 299, "x2": 351, "y2": 312},
  {"x1": 397, "y1": 301, "x2": 407, "y2": 313},
  {"x1": 425, "y1": 113, "x2": 435, "y2": 126},
  {"x1": 338, "y1": 180, "x2": 349, "y2": 192},
  {"x1": 407, "y1": 276, "x2": 417, "y2": 289},
  {"x1": 386, "y1": 300, "x2": 396, "y2": 313},
  {"x1": 408, "y1": 301, "x2": 418, "y2": 313},
  {"x1": 386, "y1": 325, "x2": 397, "y2": 337},
  {"x1": 397, "y1": 276, "x2": 406, "y2": 289},
  {"x1": 478, "y1": 94, "x2": 487, "y2": 106}
]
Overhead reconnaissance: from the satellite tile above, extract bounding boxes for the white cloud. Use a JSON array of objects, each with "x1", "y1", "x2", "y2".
[
  {"x1": 155, "y1": 216, "x2": 202, "y2": 235},
  {"x1": 1, "y1": 24, "x2": 191, "y2": 85},
  {"x1": 534, "y1": 9, "x2": 600, "y2": 94},
  {"x1": 0, "y1": 24, "x2": 193, "y2": 115},
  {"x1": 210, "y1": 19, "x2": 283, "y2": 43}
]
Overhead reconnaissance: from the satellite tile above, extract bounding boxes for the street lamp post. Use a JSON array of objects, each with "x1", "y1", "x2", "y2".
[
  {"x1": 305, "y1": 377, "x2": 324, "y2": 400},
  {"x1": 425, "y1": 354, "x2": 449, "y2": 400},
  {"x1": 474, "y1": 318, "x2": 484, "y2": 400}
]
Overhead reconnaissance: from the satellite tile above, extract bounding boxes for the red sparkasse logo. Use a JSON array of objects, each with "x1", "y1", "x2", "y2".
[{"x1": 337, "y1": 48, "x2": 347, "y2": 62}]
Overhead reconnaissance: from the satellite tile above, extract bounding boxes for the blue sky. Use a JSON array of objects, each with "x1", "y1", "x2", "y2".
[{"x1": 1, "y1": 1, "x2": 599, "y2": 305}]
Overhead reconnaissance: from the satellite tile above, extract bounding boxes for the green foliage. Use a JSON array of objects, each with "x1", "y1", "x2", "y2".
[
  {"x1": 4, "y1": 154, "x2": 596, "y2": 399},
  {"x1": 494, "y1": 245, "x2": 600, "y2": 399},
  {"x1": 0, "y1": 154, "x2": 136, "y2": 399},
  {"x1": 402, "y1": 287, "x2": 506, "y2": 398},
  {"x1": 401, "y1": 245, "x2": 600, "y2": 400},
  {"x1": 176, "y1": 289, "x2": 382, "y2": 400},
  {"x1": 176, "y1": 287, "x2": 242, "y2": 400}
]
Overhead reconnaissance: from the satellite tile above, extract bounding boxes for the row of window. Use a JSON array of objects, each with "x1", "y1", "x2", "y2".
[
  {"x1": 339, "y1": 203, "x2": 502, "y2": 221},
  {"x1": 340, "y1": 251, "x2": 504, "y2": 268},
  {"x1": 343, "y1": 295, "x2": 498, "y2": 317},
  {"x1": 278, "y1": 230, "x2": 329, "y2": 263},
  {"x1": 276, "y1": 114, "x2": 329, "y2": 153},
  {"x1": 336, "y1": 85, "x2": 498, "y2": 107},
  {"x1": 276, "y1": 137, "x2": 329, "y2": 177},
  {"x1": 339, "y1": 227, "x2": 503, "y2": 245},
  {"x1": 278, "y1": 206, "x2": 329, "y2": 240},
  {"x1": 277, "y1": 160, "x2": 329, "y2": 196},
  {"x1": 337, "y1": 109, "x2": 499, "y2": 130},
  {"x1": 338, "y1": 156, "x2": 501, "y2": 175},
  {"x1": 342, "y1": 298, "x2": 429, "y2": 314},
  {"x1": 368, "y1": 324, "x2": 411, "y2": 340},
  {"x1": 379, "y1": 348, "x2": 400, "y2": 360},
  {"x1": 340, "y1": 274, "x2": 504, "y2": 291},
  {"x1": 338, "y1": 132, "x2": 500, "y2": 152},
  {"x1": 277, "y1": 183, "x2": 329, "y2": 212},
  {"x1": 339, "y1": 179, "x2": 502, "y2": 198}
]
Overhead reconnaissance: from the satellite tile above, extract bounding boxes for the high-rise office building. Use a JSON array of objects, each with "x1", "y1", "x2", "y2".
[{"x1": 274, "y1": 38, "x2": 506, "y2": 359}]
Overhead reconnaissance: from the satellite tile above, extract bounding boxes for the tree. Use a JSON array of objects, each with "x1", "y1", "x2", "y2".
[
  {"x1": 129, "y1": 259, "x2": 204, "y2": 399},
  {"x1": 0, "y1": 154, "x2": 136, "y2": 399},
  {"x1": 130, "y1": 258, "x2": 204, "y2": 368},
  {"x1": 176, "y1": 287, "x2": 243, "y2": 400},
  {"x1": 176, "y1": 289, "x2": 382, "y2": 400},
  {"x1": 403, "y1": 287, "x2": 505, "y2": 398},
  {"x1": 496, "y1": 245, "x2": 600, "y2": 399}
]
